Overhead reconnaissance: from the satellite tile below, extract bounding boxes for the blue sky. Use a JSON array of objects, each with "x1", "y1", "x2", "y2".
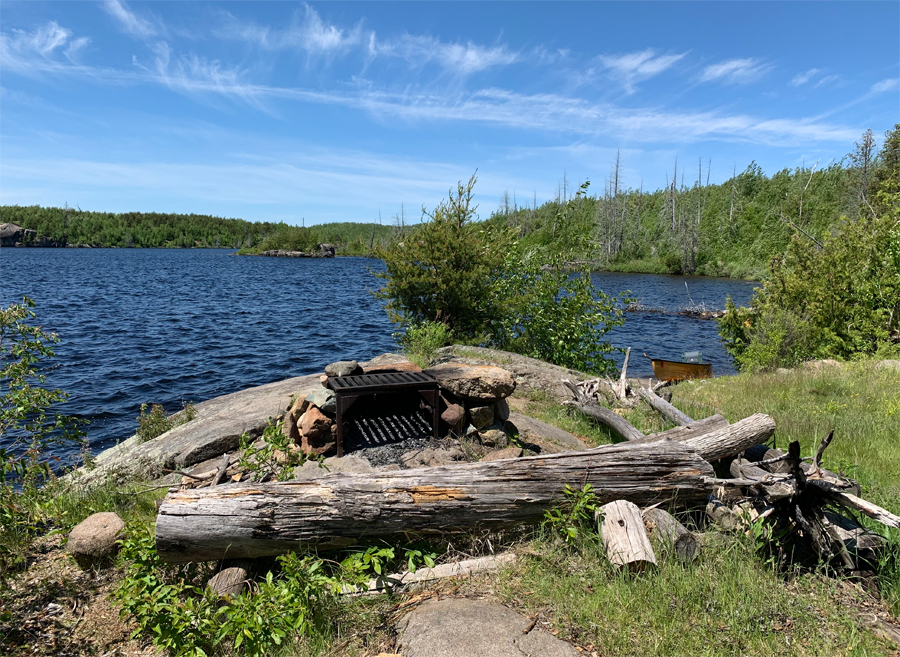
[{"x1": 1, "y1": 1, "x2": 898, "y2": 225}]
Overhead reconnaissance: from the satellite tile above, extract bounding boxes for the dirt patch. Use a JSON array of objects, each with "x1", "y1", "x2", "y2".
[{"x1": 0, "y1": 535, "x2": 156, "y2": 657}]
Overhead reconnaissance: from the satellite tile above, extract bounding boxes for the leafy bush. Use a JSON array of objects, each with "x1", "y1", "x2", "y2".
[
  {"x1": 720, "y1": 126, "x2": 900, "y2": 371},
  {"x1": 1, "y1": 297, "x2": 85, "y2": 575},
  {"x1": 400, "y1": 320, "x2": 452, "y2": 368},
  {"x1": 136, "y1": 401, "x2": 196, "y2": 443},
  {"x1": 375, "y1": 175, "x2": 630, "y2": 374},
  {"x1": 238, "y1": 419, "x2": 315, "y2": 482},
  {"x1": 543, "y1": 483, "x2": 599, "y2": 545}
]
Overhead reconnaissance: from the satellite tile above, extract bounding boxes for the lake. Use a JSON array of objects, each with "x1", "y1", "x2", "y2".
[{"x1": 1, "y1": 249, "x2": 756, "y2": 460}]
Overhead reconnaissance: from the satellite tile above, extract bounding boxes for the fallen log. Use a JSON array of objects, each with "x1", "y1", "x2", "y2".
[
  {"x1": 633, "y1": 414, "x2": 728, "y2": 444},
  {"x1": 345, "y1": 553, "x2": 517, "y2": 595},
  {"x1": 636, "y1": 388, "x2": 694, "y2": 426},
  {"x1": 642, "y1": 507, "x2": 699, "y2": 563},
  {"x1": 599, "y1": 500, "x2": 657, "y2": 572},
  {"x1": 156, "y1": 441, "x2": 714, "y2": 562},
  {"x1": 680, "y1": 414, "x2": 775, "y2": 462}
]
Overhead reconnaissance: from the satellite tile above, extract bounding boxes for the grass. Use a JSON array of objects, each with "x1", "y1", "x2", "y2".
[{"x1": 498, "y1": 530, "x2": 893, "y2": 656}]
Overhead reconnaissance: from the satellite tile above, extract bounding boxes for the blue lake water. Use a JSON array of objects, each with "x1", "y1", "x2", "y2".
[{"x1": 1, "y1": 249, "x2": 756, "y2": 460}]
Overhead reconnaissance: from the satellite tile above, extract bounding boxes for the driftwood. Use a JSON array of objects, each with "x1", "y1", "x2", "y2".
[
  {"x1": 599, "y1": 500, "x2": 657, "y2": 572},
  {"x1": 633, "y1": 414, "x2": 728, "y2": 444},
  {"x1": 642, "y1": 507, "x2": 699, "y2": 562},
  {"x1": 345, "y1": 553, "x2": 517, "y2": 595},
  {"x1": 636, "y1": 387, "x2": 694, "y2": 426},
  {"x1": 156, "y1": 441, "x2": 715, "y2": 562},
  {"x1": 612, "y1": 347, "x2": 632, "y2": 402},
  {"x1": 562, "y1": 380, "x2": 645, "y2": 441}
]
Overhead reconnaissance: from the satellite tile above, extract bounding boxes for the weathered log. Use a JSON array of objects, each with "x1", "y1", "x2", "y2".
[
  {"x1": 612, "y1": 347, "x2": 632, "y2": 402},
  {"x1": 831, "y1": 492, "x2": 900, "y2": 529},
  {"x1": 748, "y1": 445, "x2": 861, "y2": 495},
  {"x1": 563, "y1": 380, "x2": 645, "y2": 441},
  {"x1": 207, "y1": 559, "x2": 253, "y2": 598},
  {"x1": 728, "y1": 458, "x2": 794, "y2": 500},
  {"x1": 680, "y1": 414, "x2": 775, "y2": 462},
  {"x1": 156, "y1": 441, "x2": 714, "y2": 562},
  {"x1": 642, "y1": 507, "x2": 698, "y2": 562},
  {"x1": 598, "y1": 500, "x2": 657, "y2": 572},
  {"x1": 636, "y1": 388, "x2": 694, "y2": 426},
  {"x1": 346, "y1": 553, "x2": 517, "y2": 595},
  {"x1": 633, "y1": 414, "x2": 728, "y2": 444}
]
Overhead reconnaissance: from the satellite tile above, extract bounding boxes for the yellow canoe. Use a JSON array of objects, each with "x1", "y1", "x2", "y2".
[{"x1": 646, "y1": 356, "x2": 713, "y2": 382}]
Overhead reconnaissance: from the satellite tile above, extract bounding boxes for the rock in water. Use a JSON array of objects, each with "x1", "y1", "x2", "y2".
[
  {"x1": 424, "y1": 363, "x2": 516, "y2": 401},
  {"x1": 325, "y1": 360, "x2": 363, "y2": 377},
  {"x1": 67, "y1": 512, "x2": 125, "y2": 569}
]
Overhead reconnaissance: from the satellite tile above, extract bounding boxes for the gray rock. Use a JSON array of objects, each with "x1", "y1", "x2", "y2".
[
  {"x1": 305, "y1": 387, "x2": 336, "y2": 415},
  {"x1": 67, "y1": 374, "x2": 322, "y2": 489},
  {"x1": 291, "y1": 454, "x2": 374, "y2": 481},
  {"x1": 324, "y1": 360, "x2": 363, "y2": 377},
  {"x1": 468, "y1": 405, "x2": 495, "y2": 429},
  {"x1": 494, "y1": 398, "x2": 510, "y2": 422},
  {"x1": 505, "y1": 413, "x2": 589, "y2": 454},
  {"x1": 398, "y1": 598, "x2": 579, "y2": 657},
  {"x1": 480, "y1": 429, "x2": 509, "y2": 449},
  {"x1": 481, "y1": 446, "x2": 523, "y2": 462},
  {"x1": 433, "y1": 345, "x2": 588, "y2": 402},
  {"x1": 401, "y1": 446, "x2": 466, "y2": 468},
  {"x1": 424, "y1": 363, "x2": 516, "y2": 401},
  {"x1": 67, "y1": 512, "x2": 125, "y2": 569},
  {"x1": 876, "y1": 360, "x2": 900, "y2": 372}
]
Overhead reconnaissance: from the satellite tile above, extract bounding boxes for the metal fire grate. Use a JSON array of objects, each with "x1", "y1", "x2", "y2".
[{"x1": 327, "y1": 372, "x2": 440, "y2": 457}]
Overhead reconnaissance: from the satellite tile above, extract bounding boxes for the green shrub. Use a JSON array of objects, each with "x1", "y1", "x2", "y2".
[
  {"x1": 0, "y1": 297, "x2": 85, "y2": 576},
  {"x1": 375, "y1": 175, "x2": 631, "y2": 374},
  {"x1": 136, "y1": 400, "x2": 197, "y2": 443},
  {"x1": 400, "y1": 320, "x2": 452, "y2": 368}
]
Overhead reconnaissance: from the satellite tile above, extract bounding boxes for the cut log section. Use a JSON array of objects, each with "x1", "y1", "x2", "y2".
[
  {"x1": 207, "y1": 559, "x2": 253, "y2": 598},
  {"x1": 598, "y1": 500, "x2": 657, "y2": 572},
  {"x1": 642, "y1": 507, "x2": 699, "y2": 563},
  {"x1": 156, "y1": 441, "x2": 714, "y2": 562},
  {"x1": 636, "y1": 388, "x2": 694, "y2": 426}
]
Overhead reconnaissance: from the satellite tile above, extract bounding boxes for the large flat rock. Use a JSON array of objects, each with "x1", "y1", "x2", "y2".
[
  {"x1": 69, "y1": 374, "x2": 322, "y2": 487},
  {"x1": 398, "y1": 598, "x2": 579, "y2": 657},
  {"x1": 433, "y1": 345, "x2": 588, "y2": 402}
]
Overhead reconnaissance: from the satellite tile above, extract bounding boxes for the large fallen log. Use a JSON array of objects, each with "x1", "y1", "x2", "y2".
[
  {"x1": 156, "y1": 441, "x2": 715, "y2": 562},
  {"x1": 562, "y1": 380, "x2": 645, "y2": 441},
  {"x1": 680, "y1": 414, "x2": 775, "y2": 462},
  {"x1": 633, "y1": 414, "x2": 728, "y2": 444}
]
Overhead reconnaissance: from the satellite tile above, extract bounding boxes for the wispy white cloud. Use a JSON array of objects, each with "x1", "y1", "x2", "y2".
[
  {"x1": 0, "y1": 21, "x2": 91, "y2": 74},
  {"x1": 101, "y1": 0, "x2": 158, "y2": 39},
  {"x1": 700, "y1": 58, "x2": 770, "y2": 84},
  {"x1": 872, "y1": 77, "x2": 899, "y2": 94},
  {"x1": 791, "y1": 68, "x2": 820, "y2": 86},
  {"x1": 375, "y1": 34, "x2": 518, "y2": 75},
  {"x1": 596, "y1": 49, "x2": 686, "y2": 93}
]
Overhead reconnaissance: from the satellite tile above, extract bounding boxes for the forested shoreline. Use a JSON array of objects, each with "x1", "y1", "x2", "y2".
[{"x1": 1, "y1": 127, "x2": 891, "y2": 279}]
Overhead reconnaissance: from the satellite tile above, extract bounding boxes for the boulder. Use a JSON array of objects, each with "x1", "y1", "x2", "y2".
[
  {"x1": 468, "y1": 405, "x2": 495, "y2": 429},
  {"x1": 281, "y1": 409, "x2": 300, "y2": 443},
  {"x1": 424, "y1": 363, "x2": 516, "y2": 401},
  {"x1": 318, "y1": 243, "x2": 336, "y2": 258},
  {"x1": 441, "y1": 403, "x2": 466, "y2": 433},
  {"x1": 305, "y1": 387, "x2": 336, "y2": 415},
  {"x1": 67, "y1": 512, "x2": 125, "y2": 569},
  {"x1": 481, "y1": 447, "x2": 523, "y2": 462},
  {"x1": 362, "y1": 353, "x2": 423, "y2": 374},
  {"x1": 479, "y1": 429, "x2": 509, "y2": 449},
  {"x1": 325, "y1": 360, "x2": 363, "y2": 377},
  {"x1": 299, "y1": 407, "x2": 335, "y2": 456}
]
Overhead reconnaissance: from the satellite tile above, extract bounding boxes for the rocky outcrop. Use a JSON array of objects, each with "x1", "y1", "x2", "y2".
[
  {"x1": 0, "y1": 222, "x2": 66, "y2": 247},
  {"x1": 258, "y1": 244, "x2": 335, "y2": 259},
  {"x1": 67, "y1": 512, "x2": 125, "y2": 569},
  {"x1": 67, "y1": 374, "x2": 322, "y2": 488}
]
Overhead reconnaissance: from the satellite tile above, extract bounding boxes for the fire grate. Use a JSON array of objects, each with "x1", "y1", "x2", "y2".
[
  {"x1": 343, "y1": 409, "x2": 434, "y2": 452},
  {"x1": 327, "y1": 372, "x2": 440, "y2": 457}
]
